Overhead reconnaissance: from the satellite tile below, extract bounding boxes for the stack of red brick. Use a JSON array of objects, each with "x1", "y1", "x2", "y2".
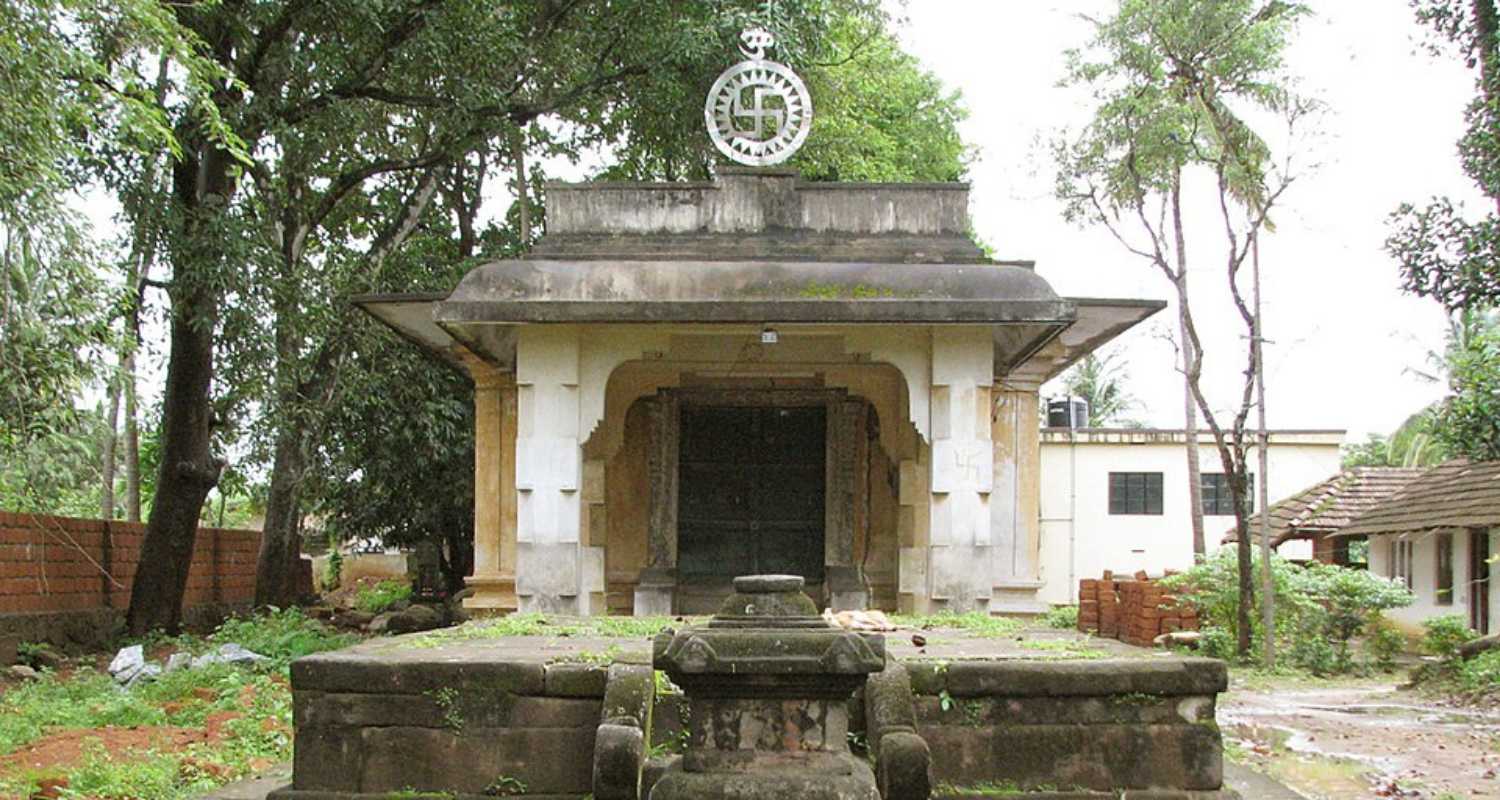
[{"x1": 1076, "y1": 570, "x2": 1200, "y2": 647}]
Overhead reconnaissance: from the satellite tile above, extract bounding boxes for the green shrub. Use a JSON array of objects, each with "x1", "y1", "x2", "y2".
[
  {"x1": 1041, "y1": 605, "x2": 1079, "y2": 629},
  {"x1": 210, "y1": 607, "x2": 356, "y2": 666},
  {"x1": 1196, "y1": 626, "x2": 1236, "y2": 661},
  {"x1": 324, "y1": 549, "x2": 344, "y2": 591},
  {"x1": 354, "y1": 579, "x2": 413, "y2": 614},
  {"x1": 1421, "y1": 614, "x2": 1478, "y2": 660},
  {"x1": 1161, "y1": 550, "x2": 1414, "y2": 673},
  {"x1": 1458, "y1": 649, "x2": 1500, "y2": 692},
  {"x1": 1364, "y1": 618, "x2": 1407, "y2": 672}
]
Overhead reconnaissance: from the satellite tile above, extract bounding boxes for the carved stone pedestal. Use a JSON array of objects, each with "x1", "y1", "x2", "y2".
[{"x1": 650, "y1": 574, "x2": 884, "y2": 800}]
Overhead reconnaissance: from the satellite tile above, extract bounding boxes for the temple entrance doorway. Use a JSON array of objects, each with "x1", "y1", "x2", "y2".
[{"x1": 676, "y1": 404, "x2": 827, "y2": 613}]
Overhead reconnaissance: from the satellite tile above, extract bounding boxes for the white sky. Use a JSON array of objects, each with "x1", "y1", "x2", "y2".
[{"x1": 891, "y1": 0, "x2": 1481, "y2": 439}]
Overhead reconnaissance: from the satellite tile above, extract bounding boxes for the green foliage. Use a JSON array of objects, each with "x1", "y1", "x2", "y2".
[
  {"x1": 1041, "y1": 605, "x2": 1080, "y2": 630},
  {"x1": 1389, "y1": 1, "x2": 1500, "y2": 352},
  {"x1": 1058, "y1": 349, "x2": 1138, "y2": 427},
  {"x1": 208, "y1": 607, "x2": 357, "y2": 667},
  {"x1": 891, "y1": 611, "x2": 1024, "y2": 638},
  {"x1": 324, "y1": 547, "x2": 345, "y2": 592},
  {"x1": 1363, "y1": 618, "x2": 1408, "y2": 672},
  {"x1": 1429, "y1": 310, "x2": 1500, "y2": 460},
  {"x1": 1458, "y1": 649, "x2": 1500, "y2": 692},
  {"x1": 1056, "y1": 0, "x2": 1310, "y2": 221},
  {"x1": 482, "y1": 775, "x2": 527, "y2": 796},
  {"x1": 407, "y1": 613, "x2": 678, "y2": 648},
  {"x1": 1422, "y1": 614, "x2": 1479, "y2": 660},
  {"x1": 1162, "y1": 551, "x2": 1413, "y2": 672},
  {"x1": 0, "y1": 664, "x2": 292, "y2": 798},
  {"x1": 598, "y1": 3, "x2": 968, "y2": 184},
  {"x1": 1195, "y1": 626, "x2": 1237, "y2": 661},
  {"x1": 0, "y1": 608, "x2": 349, "y2": 796},
  {"x1": 790, "y1": 13, "x2": 971, "y2": 182},
  {"x1": 354, "y1": 580, "x2": 414, "y2": 615}
]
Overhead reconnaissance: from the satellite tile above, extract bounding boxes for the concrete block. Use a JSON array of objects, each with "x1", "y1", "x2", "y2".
[
  {"x1": 358, "y1": 726, "x2": 594, "y2": 795},
  {"x1": 289, "y1": 652, "x2": 545, "y2": 696},
  {"x1": 544, "y1": 662, "x2": 609, "y2": 697},
  {"x1": 918, "y1": 723, "x2": 1222, "y2": 792},
  {"x1": 943, "y1": 658, "x2": 1228, "y2": 698}
]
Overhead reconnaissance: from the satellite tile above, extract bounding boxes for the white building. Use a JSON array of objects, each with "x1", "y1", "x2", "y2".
[
  {"x1": 1340, "y1": 460, "x2": 1500, "y2": 636},
  {"x1": 1036, "y1": 428, "x2": 1345, "y2": 605}
]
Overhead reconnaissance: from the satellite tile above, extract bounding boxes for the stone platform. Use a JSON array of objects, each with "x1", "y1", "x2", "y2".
[{"x1": 268, "y1": 623, "x2": 1237, "y2": 800}]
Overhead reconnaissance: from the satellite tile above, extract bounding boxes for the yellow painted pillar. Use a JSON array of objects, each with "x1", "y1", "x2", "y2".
[
  {"x1": 991, "y1": 379, "x2": 1044, "y2": 610},
  {"x1": 463, "y1": 354, "x2": 518, "y2": 614}
]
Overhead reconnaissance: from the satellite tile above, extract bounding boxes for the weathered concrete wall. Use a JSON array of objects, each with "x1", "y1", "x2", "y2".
[
  {"x1": 544, "y1": 168, "x2": 973, "y2": 238},
  {"x1": 905, "y1": 658, "x2": 1229, "y2": 796},
  {"x1": 274, "y1": 644, "x2": 1233, "y2": 800},
  {"x1": 274, "y1": 653, "x2": 608, "y2": 799}
]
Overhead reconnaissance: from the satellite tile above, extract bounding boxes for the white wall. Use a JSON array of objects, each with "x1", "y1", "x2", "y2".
[
  {"x1": 1369, "y1": 528, "x2": 1498, "y2": 635},
  {"x1": 1037, "y1": 430, "x2": 1343, "y2": 604}
]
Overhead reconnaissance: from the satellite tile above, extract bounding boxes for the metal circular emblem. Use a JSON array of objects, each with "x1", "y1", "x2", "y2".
[{"x1": 704, "y1": 43, "x2": 812, "y2": 166}]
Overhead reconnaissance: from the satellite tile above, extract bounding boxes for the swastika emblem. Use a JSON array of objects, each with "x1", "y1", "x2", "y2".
[{"x1": 704, "y1": 29, "x2": 812, "y2": 166}]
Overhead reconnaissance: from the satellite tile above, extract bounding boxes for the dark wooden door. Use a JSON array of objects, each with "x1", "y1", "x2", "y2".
[
  {"x1": 1471, "y1": 528, "x2": 1491, "y2": 635},
  {"x1": 677, "y1": 406, "x2": 826, "y2": 587}
]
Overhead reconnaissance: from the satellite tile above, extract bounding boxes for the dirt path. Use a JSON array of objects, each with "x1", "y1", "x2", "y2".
[{"x1": 1220, "y1": 678, "x2": 1500, "y2": 798}]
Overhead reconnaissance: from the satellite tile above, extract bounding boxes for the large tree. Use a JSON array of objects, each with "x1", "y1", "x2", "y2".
[
  {"x1": 306, "y1": 5, "x2": 973, "y2": 591},
  {"x1": 107, "y1": 0, "x2": 856, "y2": 630},
  {"x1": 1056, "y1": 0, "x2": 1312, "y2": 658},
  {"x1": 1389, "y1": 0, "x2": 1500, "y2": 461}
]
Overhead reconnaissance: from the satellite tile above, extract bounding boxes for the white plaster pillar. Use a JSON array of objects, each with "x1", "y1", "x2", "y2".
[
  {"x1": 514, "y1": 326, "x2": 590, "y2": 613},
  {"x1": 924, "y1": 328, "x2": 994, "y2": 612}
]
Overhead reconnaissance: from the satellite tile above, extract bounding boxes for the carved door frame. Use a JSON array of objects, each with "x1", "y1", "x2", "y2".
[{"x1": 636, "y1": 386, "x2": 866, "y2": 613}]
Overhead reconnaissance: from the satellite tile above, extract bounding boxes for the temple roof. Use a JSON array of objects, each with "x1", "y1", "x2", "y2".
[{"x1": 355, "y1": 167, "x2": 1163, "y2": 379}]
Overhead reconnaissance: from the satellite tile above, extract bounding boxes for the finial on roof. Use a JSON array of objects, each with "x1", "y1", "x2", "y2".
[{"x1": 704, "y1": 27, "x2": 812, "y2": 167}]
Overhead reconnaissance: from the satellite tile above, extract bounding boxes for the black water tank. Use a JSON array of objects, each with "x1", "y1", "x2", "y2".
[{"x1": 1047, "y1": 397, "x2": 1089, "y2": 428}]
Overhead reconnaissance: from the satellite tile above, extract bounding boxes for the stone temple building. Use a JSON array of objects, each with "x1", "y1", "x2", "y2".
[{"x1": 357, "y1": 167, "x2": 1161, "y2": 617}]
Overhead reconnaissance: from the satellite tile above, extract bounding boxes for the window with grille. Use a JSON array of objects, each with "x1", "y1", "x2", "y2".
[
  {"x1": 1108, "y1": 472, "x2": 1163, "y2": 515},
  {"x1": 1389, "y1": 538, "x2": 1414, "y2": 588},
  {"x1": 1201, "y1": 473, "x2": 1253, "y2": 516},
  {"x1": 1436, "y1": 532, "x2": 1455, "y2": 605}
]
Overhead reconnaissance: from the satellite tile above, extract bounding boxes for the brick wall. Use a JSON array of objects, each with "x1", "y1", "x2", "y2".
[
  {"x1": 1077, "y1": 571, "x2": 1200, "y2": 647},
  {"x1": 0, "y1": 511, "x2": 261, "y2": 616}
]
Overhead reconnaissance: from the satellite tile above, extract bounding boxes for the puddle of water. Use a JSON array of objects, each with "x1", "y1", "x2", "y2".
[{"x1": 1302, "y1": 703, "x2": 1500, "y2": 726}]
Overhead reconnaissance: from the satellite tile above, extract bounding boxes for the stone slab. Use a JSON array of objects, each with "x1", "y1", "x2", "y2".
[
  {"x1": 913, "y1": 693, "x2": 1217, "y2": 727},
  {"x1": 919, "y1": 722, "x2": 1223, "y2": 792},
  {"x1": 289, "y1": 643, "x2": 546, "y2": 695},
  {"x1": 545, "y1": 662, "x2": 609, "y2": 697},
  {"x1": 358, "y1": 726, "x2": 594, "y2": 794},
  {"x1": 906, "y1": 657, "x2": 1227, "y2": 698},
  {"x1": 294, "y1": 690, "x2": 600, "y2": 729}
]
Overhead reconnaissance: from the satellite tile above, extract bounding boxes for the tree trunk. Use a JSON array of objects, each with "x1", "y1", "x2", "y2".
[
  {"x1": 511, "y1": 127, "x2": 530, "y2": 245},
  {"x1": 1233, "y1": 461, "x2": 1255, "y2": 658},
  {"x1": 100, "y1": 376, "x2": 120, "y2": 519},
  {"x1": 124, "y1": 135, "x2": 234, "y2": 635},
  {"x1": 1252, "y1": 232, "x2": 1275, "y2": 668},
  {"x1": 124, "y1": 346, "x2": 141, "y2": 523},
  {"x1": 1171, "y1": 179, "x2": 1207, "y2": 557},
  {"x1": 255, "y1": 426, "x2": 307, "y2": 607}
]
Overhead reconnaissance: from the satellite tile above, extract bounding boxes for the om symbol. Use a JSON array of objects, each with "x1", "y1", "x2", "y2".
[{"x1": 704, "y1": 29, "x2": 813, "y2": 166}]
